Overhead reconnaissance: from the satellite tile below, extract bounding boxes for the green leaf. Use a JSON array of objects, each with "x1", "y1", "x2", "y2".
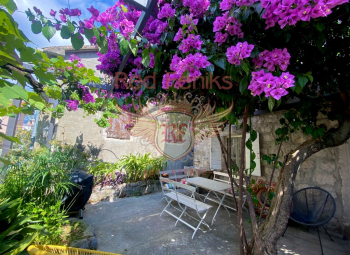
[
  {"x1": 31, "y1": 21, "x2": 42, "y2": 34},
  {"x1": 298, "y1": 76, "x2": 308, "y2": 88},
  {"x1": 142, "y1": 48, "x2": 150, "y2": 67},
  {"x1": 129, "y1": 39, "x2": 138, "y2": 56},
  {"x1": 316, "y1": 22, "x2": 325, "y2": 31},
  {"x1": 96, "y1": 37, "x2": 108, "y2": 54},
  {"x1": 169, "y1": 18, "x2": 175, "y2": 30},
  {"x1": 28, "y1": 93, "x2": 46, "y2": 110},
  {"x1": 43, "y1": 85, "x2": 62, "y2": 100},
  {"x1": 60, "y1": 26, "x2": 71, "y2": 39},
  {"x1": 268, "y1": 97, "x2": 275, "y2": 112},
  {"x1": 305, "y1": 124, "x2": 313, "y2": 134},
  {"x1": 67, "y1": 20, "x2": 75, "y2": 33},
  {"x1": 154, "y1": 52, "x2": 163, "y2": 73},
  {"x1": 246, "y1": 139, "x2": 252, "y2": 150},
  {"x1": 213, "y1": 57, "x2": 226, "y2": 70},
  {"x1": 119, "y1": 39, "x2": 129, "y2": 55},
  {"x1": 0, "y1": 84, "x2": 28, "y2": 100},
  {"x1": 100, "y1": 26, "x2": 107, "y2": 36},
  {"x1": 239, "y1": 76, "x2": 248, "y2": 94},
  {"x1": 42, "y1": 24, "x2": 56, "y2": 42},
  {"x1": 0, "y1": 10, "x2": 28, "y2": 41},
  {"x1": 241, "y1": 61, "x2": 249, "y2": 74},
  {"x1": 250, "y1": 130, "x2": 257, "y2": 142},
  {"x1": 84, "y1": 28, "x2": 94, "y2": 40},
  {"x1": 0, "y1": 157, "x2": 11, "y2": 165},
  {"x1": 71, "y1": 33, "x2": 84, "y2": 50},
  {"x1": 0, "y1": 0, "x2": 17, "y2": 14},
  {"x1": 81, "y1": 79, "x2": 89, "y2": 85},
  {"x1": 0, "y1": 132, "x2": 22, "y2": 144},
  {"x1": 121, "y1": 4, "x2": 128, "y2": 12},
  {"x1": 0, "y1": 93, "x2": 11, "y2": 107}
]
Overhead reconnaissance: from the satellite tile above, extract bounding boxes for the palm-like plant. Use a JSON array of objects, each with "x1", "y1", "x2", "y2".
[{"x1": 0, "y1": 199, "x2": 44, "y2": 255}]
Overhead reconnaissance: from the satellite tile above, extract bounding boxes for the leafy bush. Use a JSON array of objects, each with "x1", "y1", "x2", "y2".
[
  {"x1": 21, "y1": 201, "x2": 68, "y2": 245},
  {"x1": 87, "y1": 160, "x2": 123, "y2": 187},
  {"x1": 0, "y1": 143, "x2": 89, "y2": 248},
  {"x1": 0, "y1": 199, "x2": 44, "y2": 255},
  {"x1": 119, "y1": 153, "x2": 166, "y2": 182}
]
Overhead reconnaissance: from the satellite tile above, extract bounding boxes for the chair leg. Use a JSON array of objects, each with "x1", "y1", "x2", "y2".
[
  {"x1": 175, "y1": 206, "x2": 187, "y2": 226},
  {"x1": 282, "y1": 222, "x2": 289, "y2": 237},
  {"x1": 192, "y1": 209, "x2": 210, "y2": 239},
  {"x1": 322, "y1": 225, "x2": 334, "y2": 241},
  {"x1": 317, "y1": 226, "x2": 324, "y2": 255},
  {"x1": 160, "y1": 199, "x2": 172, "y2": 217}
]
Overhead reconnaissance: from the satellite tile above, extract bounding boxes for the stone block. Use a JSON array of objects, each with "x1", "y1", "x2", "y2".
[
  {"x1": 138, "y1": 181, "x2": 147, "y2": 186},
  {"x1": 313, "y1": 173, "x2": 336, "y2": 186}
]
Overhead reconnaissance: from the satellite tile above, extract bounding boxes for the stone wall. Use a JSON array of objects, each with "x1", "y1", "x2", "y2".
[
  {"x1": 193, "y1": 111, "x2": 350, "y2": 239},
  {"x1": 54, "y1": 109, "x2": 161, "y2": 163},
  {"x1": 89, "y1": 180, "x2": 162, "y2": 203}
]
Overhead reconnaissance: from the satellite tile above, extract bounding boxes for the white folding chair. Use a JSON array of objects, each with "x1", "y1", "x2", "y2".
[{"x1": 159, "y1": 177, "x2": 212, "y2": 239}]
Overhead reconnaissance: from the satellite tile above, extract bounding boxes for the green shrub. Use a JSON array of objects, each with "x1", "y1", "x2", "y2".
[
  {"x1": 119, "y1": 153, "x2": 166, "y2": 182},
  {"x1": 0, "y1": 143, "x2": 87, "y2": 248},
  {"x1": 21, "y1": 201, "x2": 68, "y2": 245},
  {"x1": 0, "y1": 199, "x2": 44, "y2": 255},
  {"x1": 87, "y1": 160, "x2": 122, "y2": 186}
]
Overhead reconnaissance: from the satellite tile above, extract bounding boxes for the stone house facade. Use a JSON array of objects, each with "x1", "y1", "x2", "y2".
[
  {"x1": 194, "y1": 111, "x2": 350, "y2": 239},
  {"x1": 43, "y1": 46, "x2": 349, "y2": 239}
]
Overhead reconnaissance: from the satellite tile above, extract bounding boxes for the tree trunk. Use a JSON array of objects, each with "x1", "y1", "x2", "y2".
[{"x1": 258, "y1": 118, "x2": 350, "y2": 254}]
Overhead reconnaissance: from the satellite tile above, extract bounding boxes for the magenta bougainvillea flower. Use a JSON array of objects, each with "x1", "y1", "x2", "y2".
[
  {"x1": 253, "y1": 48, "x2": 291, "y2": 71},
  {"x1": 213, "y1": 12, "x2": 244, "y2": 39},
  {"x1": 226, "y1": 42, "x2": 254, "y2": 65},
  {"x1": 182, "y1": 0, "x2": 210, "y2": 17},
  {"x1": 157, "y1": 3, "x2": 175, "y2": 19},
  {"x1": 248, "y1": 70, "x2": 295, "y2": 100},
  {"x1": 87, "y1": 6, "x2": 100, "y2": 17},
  {"x1": 179, "y1": 34, "x2": 202, "y2": 53},
  {"x1": 50, "y1": 9, "x2": 56, "y2": 17},
  {"x1": 66, "y1": 100, "x2": 79, "y2": 111},
  {"x1": 261, "y1": 0, "x2": 348, "y2": 29},
  {"x1": 214, "y1": 32, "x2": 228, "y2": 46},
  {"x1": 162, "y1": 53, "x2": 210, "y2": 89}
]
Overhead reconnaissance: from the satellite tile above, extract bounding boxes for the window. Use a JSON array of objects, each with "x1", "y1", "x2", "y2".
[{"x1": 210, "y1": 133, "x2": 261, "y2": 176}]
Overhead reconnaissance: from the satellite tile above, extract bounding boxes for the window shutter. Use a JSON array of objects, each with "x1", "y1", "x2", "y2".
[
  {"x1": 245, "y1": 132, "x2": 261, "y2": 176},
  {"x1": 106, "y1": 116, "x2": 131, "y2": 139},
  {"x1": 210, "y1": 137, "x2": 222, "y2": 170}
]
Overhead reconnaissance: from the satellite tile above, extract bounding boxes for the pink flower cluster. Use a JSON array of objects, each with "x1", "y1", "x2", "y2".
[
  {"x1": 157, "y1": 3, "x2": 175, "y2": 19},
  {"x1": 220, "y1": 0, "x2": 258, "y2": 10},
  {"x1": 178, "y1": 34, "x2": 202, "y2": 53},
  {"x1": 182, "y1": 0, "x2": 210, "y2": 17},
  {"x1": 226, "y1": 42, "x2": 254, "y2": 65},
  {"x1": 213, "y1": 12, "x2": 244, "y2": 45},
  {"x1": 66, "y1": 100, "x2": 79, "y2": 111},
  {"x1": 69, "y1": 54, "x2": 85, "y2": 68},
  {"x1": 96, "y1": 33, "x2": 122, "y2": 75},
  {"x1": 261, "y1": 0, "x2": 349, "y2": 29},
  {"x1": 253, "y1": 48, "x2": 290, "y2": 71},
  {"x1": 248, "y1": 70, "x2": 295, "y2": 100},
  {"x1": 143, "y1": 17, "x2": 168, "y2": 44},
  {"x1": 162, "y1": 53, "x2": 210, "y2": 89}
]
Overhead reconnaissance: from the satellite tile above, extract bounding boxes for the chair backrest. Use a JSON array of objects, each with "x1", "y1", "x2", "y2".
[{"x1": 290, "y1": 187, "x2": 336, "y2": 226}]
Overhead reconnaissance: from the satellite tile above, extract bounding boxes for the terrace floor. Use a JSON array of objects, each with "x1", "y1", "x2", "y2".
[{"x1": 80, "y1": 192, "x2": 349, "y2": 255}]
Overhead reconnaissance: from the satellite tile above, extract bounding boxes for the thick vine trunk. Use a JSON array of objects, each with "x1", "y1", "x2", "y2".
[{"x1": 258, "y1": 118, "x2": 350, "y2": 255}]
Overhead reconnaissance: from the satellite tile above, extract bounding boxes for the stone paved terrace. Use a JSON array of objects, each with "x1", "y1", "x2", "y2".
[{"x1": 80, "y1": 192, "x2": 349, "y2": 255}]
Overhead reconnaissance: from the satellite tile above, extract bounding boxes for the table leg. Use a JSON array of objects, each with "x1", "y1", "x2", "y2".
[{"x1": 211, "y1": 190, "x2": 229, "y2": 225}]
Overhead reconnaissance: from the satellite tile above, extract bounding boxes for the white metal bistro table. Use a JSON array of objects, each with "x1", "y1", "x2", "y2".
[{"x1": 186, "y1": 177, "x2": 231, "y2": 225}]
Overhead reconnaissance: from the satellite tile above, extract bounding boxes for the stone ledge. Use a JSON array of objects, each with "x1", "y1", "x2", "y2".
[{"x1": 88, "y1": 180, "x2": 161, "y2": 203}]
